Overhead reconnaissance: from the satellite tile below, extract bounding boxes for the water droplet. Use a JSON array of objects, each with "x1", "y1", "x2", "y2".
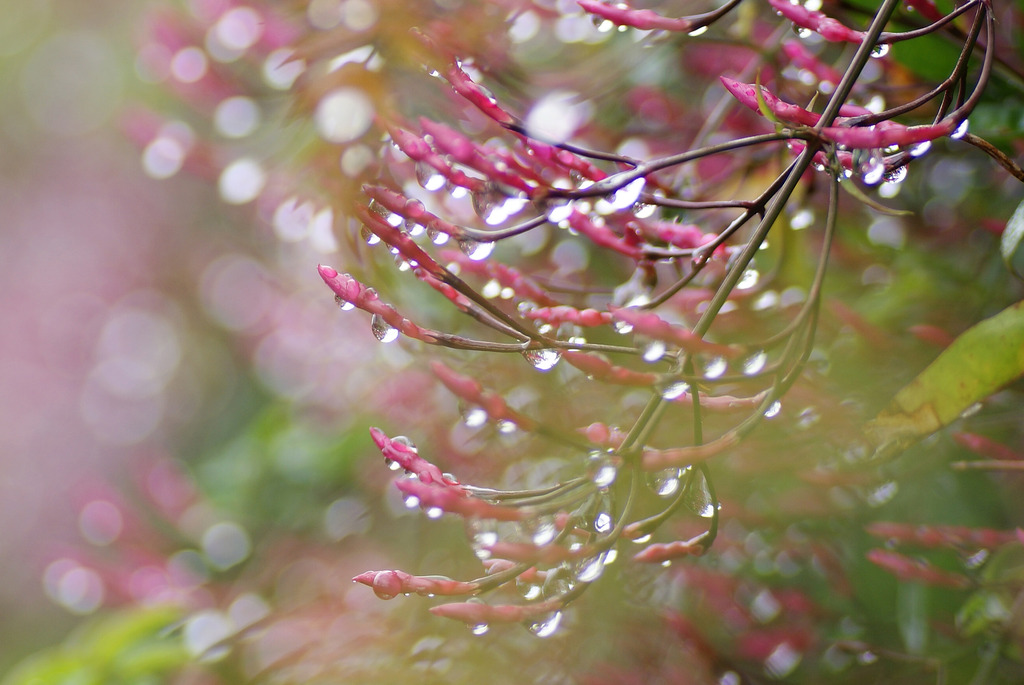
[
  {"x1": 950, "y1": 119, "x2": 969, "y2": 140},
  {"x1": 520, "y1": 583, "x2": 542, "y2": 600},
  {"x1": 650, "y1": 468, "x2": 681, "y2": 497},
  {"x1": 594, "y1": 511, "x2": 613, "y2": 534},
  {"x1": 384, "y1": 458, "x2": 402, "y2": 472},
  {"x1": 482, "y1": 279, "x2": 502, "y2": 299},
  {"x1": 588, "y1": 451, "x2": 618, "y2": 489},
  {"x1": 371, "y1": 314, "x2": 400, "y2": 343},
  {"x1": 426, "y1": 507, "x2": 443, "y2": 519},
  {"x1": 860, "y1": 150, "x2": 886, "y2": 186},
  {"x1": 965, "y1": 549, "x2": 989, "y2": 569},
  {"x1": 576, "y1": 554, "x2": 606, "y2": 583},
  {"x1": 528, "y1": 611, "x2": 562, "y2": 637},
  {"x1": 471, "y1": 623, "x2": 489, "y2": 635},
  {"x1": 909, "y1": 140, "x2": 931, "y2": 157},
  {"x1": 703, "y1": 357, "x2": 727, "y2": 379},
  {"x1": 458, "y1": 238, "x2": 494, "y2": 261},
  {"x1": 684, "y1": 468, "x2": 716, "y2": 518},
  {"x1": 470, "y1": 520, "x2": 498, "y2": 559},
  {"x1": 531, "y1": 518, "x2": 557, "y2": 546},
  {"x1": 764, "y1": 641, "x2": 802, "y2": 678},
  {"x1": 334, "y1": 294, "x2": 355, "y2": 311},
  {"x1": 857, "y1": 650, "x2": 878, "y2": 665},
  {"x1": 642, "y1": 340, "x2": 666, "y2": 363},
  {"x1": 764, "y1": 400, "x2": 782, "y2": 418},
  {"x1": 866, "y1": 480, "x2": 898, "y2": 507},
  {"x1": 737, "y1": 268, "x2": 759, "y2": 290},
  {"x1": 416, "y1": 162, "x2": 446, "y2": 191},
  {"x1": 427, "y1": 227, "x2": 450, "y2": 245},
  {"x1": 403, "y1": 495, "x2": 420, "y2": 509},
  {"x1": 523, "y1": 348, "x2": 561, "y2": 371},
  {"x1": 797, "y1": 406, "x2": 820, "y2": 429},
  {"x1": 497, "y1": 420, "x2": 517, "y2": 434},
  {"x1": 883, "y1": 165, "x2": 907, "y2": 184},
  {"x1": 793, "y1": 25, "x2": 812, "y2": 38},
  {"x1": 360, "y1": 224, "x2": 381, "y2": 245},
  {"x1": 633, "y1": 202, "x2": 655, "y2": 218},
  {"x1": 632, "y1": 533, "x2": 652, "y2": 544},
  {"x1": 608, "y1": 177, "x2": 646, "y2": 211},
  {"x1": 613, "y1": 320, "x2": 634, "y2": 335},
  {"x1": 463, "y1": 407, "x2": 488, "y2": 428},
  {"x1": 660, "y1": 381, "x2": 690, "y2": 400},
  {"x1": 472, "y1": 185, "x2": 502, "y2": 223},
  {"x1": 688, "y1": 25, "x2": 709, "y2": 37},
  {"x1": 870, "y1": 43, "x2": 890, "y2": 58},
  {"x1": 546, "y1": 200, "x2": 574, "y2": 224},
  {"x1": 742, "y1": 350, "x2": 767, "y2": 376}
]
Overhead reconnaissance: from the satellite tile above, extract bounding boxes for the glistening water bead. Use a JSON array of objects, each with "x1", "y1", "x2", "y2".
[
  {"x1": 522, "y1": 348, "x2": 561, "y2": 371},
  {"x1": 457, "y1": 238, "x2": 494, "y2": 261},
  {"x1": 370, "y1": 314, "x2": 399, "y2": 343}
]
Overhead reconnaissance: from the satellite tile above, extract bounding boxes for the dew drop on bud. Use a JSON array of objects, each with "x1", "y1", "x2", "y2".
[
  {"x1": 391, "y1": 435, "x2": 418, "y2": 452},
  {"x1": 471, "y1": 623, "x2": 489, "y2": 636},
  {"x1": 458, "y1": 238, "x2": 494, "y2": 261},
  {"x1": 469, "y1": 520, "x2": 498, "y2": 559},
  {"x1": 427, "y1": 227, "x2": 450, "y2": 245},
  {"x1": 370, "y1": 314, "x2": 400, "y2": 343},
  {"x1": 403, "y1": 495, "x2": 420, "y2": 509},
  {"x1": 334, "y1": 294, "x2": 355, "y2": 311},
  {"x1": 384, "y1": 458, "x2": 402, "y2": 472},
  {"x1": 360, "y1": 224, "x2": 381, "y2": 246},
  {"x1": 703, "y1": 357, "x2": 727, "y2": 379},
  {"x1": 909, "y1": 141, "x2": 931, "y2": 158},
  {"x1": 588, "y1": 451, "x2": 618, "y2": 489},
  {"x1": 742, "y1": 350, "x2": 767, "y2": 376},
  {"x1": 415, "y1": 162, "x2": 446, "y2": 192},
  {"x1": 426, "y1": 506, "x2": 443, "y2": 519},
  {"x1": 522, "y1": 348, "x2": 561, "y2": 371},
  {"x1": 527, "y1": 611, "x2": 562, "y2": 637}
]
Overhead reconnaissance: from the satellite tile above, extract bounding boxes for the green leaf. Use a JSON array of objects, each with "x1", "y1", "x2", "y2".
[
  {"x1": 1000, "y1": 198, "x2": 1024, "y2": 279},
  {"x1": 866, "y1": 300, "x2": 1024, "y2": 458}
]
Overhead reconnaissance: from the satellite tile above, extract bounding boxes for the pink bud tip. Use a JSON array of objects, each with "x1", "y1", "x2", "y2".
[{"x1": 318, "y1": 264, "x2": 338, "y2": 280}]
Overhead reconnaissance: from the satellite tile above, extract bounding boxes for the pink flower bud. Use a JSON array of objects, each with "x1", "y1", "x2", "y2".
[
  {"x1": 429, "y1": 598, "x2": 561, "y2": 624},
  {"x1": 395, "y1": 478, "x2": 524, "y2": 522},
  {"x1": 576, "y1": 0, "x2": 693, "y2": 31},
  {"x1": 607, "y1": 305, "x2": 739, "y2": 358},
  {"x1": 369, "y1": 427, "x2": 457, "y2": 485},
  {"x1": 720, "y1": 77, "x2": 821, "y2": 127},
  {"x1": 352, "y1": 569, "x2": 479, "y2": 599},
  {"x1": 632, "y1": 538, "x2": 705, "y2": 563},
  {"x1": 767, "y1": 0, "x2": 865, "y2": 43}
]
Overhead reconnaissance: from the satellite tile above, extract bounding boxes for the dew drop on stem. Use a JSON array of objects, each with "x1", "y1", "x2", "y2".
[
  {"x1": 649, "y1": 467, "x2": 681, "y2": 497},
  {"x1": 703, "y1": 357, "x2": 727, "y2": 379},
  {"x1": 587, "y1": 451, "x2": 618, "y2": 489},
  {"x1": 370, "y1": 314, "x2": 400, "y2": 343},
  {"x1": 870, "y1": 43, "x2": 890, "y2": 58},
  {"x1": 530, "y1": 517, "x2": 557, "y2": 546},
  {"x1": 523, "y1": 348, "x2": 561, "y2": 371},
  {"x1": 684, "y1": 467, "x2": 716, "y2": 518},
  {"x1": 742, "y1": 350, "x2": 767, "y2": 376},
  {"x1": 951, "y1": 119, "x2": 969, "y2": 140},
  {"x1": 764, "y1": 400, "x2": 782, "y2": 418},
  {"x1": 642, "y1": 340, "x2": 666, "y2": 363},
  {"x1": 660, "y1": 381, "x2": 689, "y2": 400},
  {"x1": 576, "y1": 553, "x2": 606, "y2": 583},
  {"x1": 458, "y1": 238, "x2": 494, "y2": 261}
]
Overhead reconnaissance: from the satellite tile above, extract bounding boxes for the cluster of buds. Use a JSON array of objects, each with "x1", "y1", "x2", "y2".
[{"x1": 308, "y1": 0, "x2": 1007, "y2": 635}]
